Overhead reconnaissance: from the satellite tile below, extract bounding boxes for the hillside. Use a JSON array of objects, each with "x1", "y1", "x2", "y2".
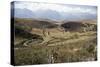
[
  {"x1": 61, "y1": 21, "x2": 97, "y2": 32},
  {"x1": 15, "y1": 18, "x2": 58, "y2": 29},
  {"x1": 13, "y1": 18, "x2": 97, "y2": 65}
]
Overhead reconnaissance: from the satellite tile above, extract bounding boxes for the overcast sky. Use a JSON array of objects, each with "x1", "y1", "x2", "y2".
[{"x1": 13, "y1": 1, "x2": 97, "y2": 20}]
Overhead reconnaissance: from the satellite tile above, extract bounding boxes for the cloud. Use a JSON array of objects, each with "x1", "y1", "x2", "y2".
[
  {"x1": 14, "y1": 2, "x2": 97, "y2": 20},
  {"x1": 14, "y1": 2, "x2": 96, "y2": 14}
]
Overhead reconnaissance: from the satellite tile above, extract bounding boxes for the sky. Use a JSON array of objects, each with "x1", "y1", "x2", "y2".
[{"x1": 13, "y1": 1, "x2": 97, "y2": 20}]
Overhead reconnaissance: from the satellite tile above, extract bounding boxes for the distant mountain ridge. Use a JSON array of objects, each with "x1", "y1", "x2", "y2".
[
  {"x1": 14, "y1": 8, "x2": 35, "y2": 18},
  {"x1": 13, "y1": 8, "x2": 97, "y2": 21}
]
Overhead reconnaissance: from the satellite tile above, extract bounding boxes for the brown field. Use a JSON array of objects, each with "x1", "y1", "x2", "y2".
[{"x1": 14, "y1": 18, "x2": 97, "y2": 65}]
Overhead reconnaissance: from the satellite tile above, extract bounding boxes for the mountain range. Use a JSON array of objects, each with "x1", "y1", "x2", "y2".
[{"x1": 13, "y1": 8, "x2": 97, "y2": 21}]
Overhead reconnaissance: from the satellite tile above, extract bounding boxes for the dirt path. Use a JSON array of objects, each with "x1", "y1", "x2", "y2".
[{"x1": 15, "y1": 32, "x2": 96, "y2": 50}]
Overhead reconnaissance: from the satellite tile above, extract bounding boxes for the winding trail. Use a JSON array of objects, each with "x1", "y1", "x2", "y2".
[{"x1": 15, "y1": 32, "x2": 96, "y2": 50}]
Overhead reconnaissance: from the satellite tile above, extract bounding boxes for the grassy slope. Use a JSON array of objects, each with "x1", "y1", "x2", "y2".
[{"x1": 14, "y1": 18, "x2": 97, "y2": 65}]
